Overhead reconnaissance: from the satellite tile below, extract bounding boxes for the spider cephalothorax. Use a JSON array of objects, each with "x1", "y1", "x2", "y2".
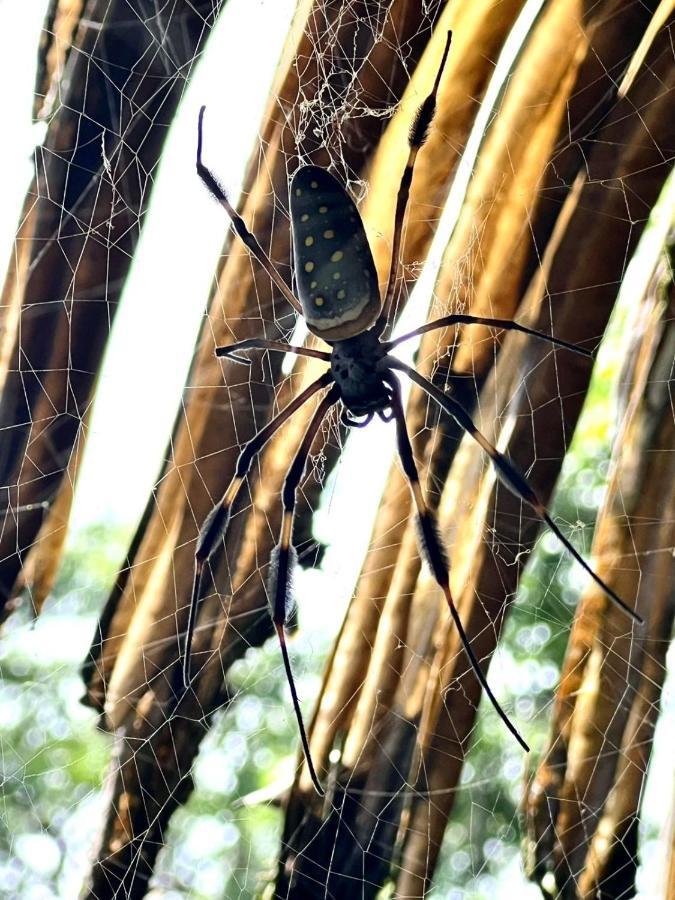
[
  {"x1": 329, "y1": 332, "x2": 390, "y2": 420},
  {"x1": 184, "y1": 30, "x2": 641, "y2": 796}
]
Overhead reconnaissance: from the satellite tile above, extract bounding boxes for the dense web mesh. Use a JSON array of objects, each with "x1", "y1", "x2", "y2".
[{"x1": 0, "y1": 1, "x2": 673, "y2": 898}]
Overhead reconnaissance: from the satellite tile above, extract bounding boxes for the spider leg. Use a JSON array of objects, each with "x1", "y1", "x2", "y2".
[
  {"x1": 215, "y1": 338, "x2": 331, "y2": 367},
  {"x1": 374, "y1": 31, "x2": 453, "y2": 336},
  {"x1": 384, "y1": 314, "x2": 594, "y2": 358},
  {"x1": 341, "y1": 409, "x2": 373, "y2": 428},
  {"x1": 270, "y1": 384, "x2": 341, "y2": 796},
  {"x1": 182, "y1": 370, "x2": 334, "y2": 688},
  {"x1": 197, "y1": 107, "x2": 303, "y2": 316},
  {"x1": 386, "y1": 358, "x2": 643, "y2": 625},
  {"x1": 385, "y1": 375, "x2": 529, "y2": 751}
]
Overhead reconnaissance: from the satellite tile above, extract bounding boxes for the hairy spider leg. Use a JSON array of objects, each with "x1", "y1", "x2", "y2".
[
  {"x1": 270, "y1": 384, "x2": 341, "y2": 796},
  {"x1": 385, "y1": 314, "x2": 595, "y2": 358},
  {"x1": 182, "y1": 371, "x2": 335, "y2": 688},
  {"x1": 386, "y1": 377, "x2": 529, "y2": 751},
  {"x1": 375, "y1": 30, "x2": 453, "y2": 336},
  {"x1": 197, "y1": 106, "x2": 303, "y2": 316},
  {"x1": 387, "y1": 358, "x2": 643, "y2": 625},
  {"x1": 215, "y1": 339, "x2": 331, "y2": 367}
]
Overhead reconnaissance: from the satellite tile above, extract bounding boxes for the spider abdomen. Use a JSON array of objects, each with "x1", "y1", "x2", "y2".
[{"x1": 290, "y1": 166, "x2": 381, "y2": 341}]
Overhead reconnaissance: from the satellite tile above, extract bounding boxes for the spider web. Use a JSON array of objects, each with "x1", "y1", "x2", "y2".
[{"x1": 0, "y1": 1, "x2": 673, "y2": 898}]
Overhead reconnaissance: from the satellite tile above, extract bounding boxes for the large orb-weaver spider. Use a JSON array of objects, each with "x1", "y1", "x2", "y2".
[{"x1": 183, "y1": 31, "x2": 641, "y2": 795}]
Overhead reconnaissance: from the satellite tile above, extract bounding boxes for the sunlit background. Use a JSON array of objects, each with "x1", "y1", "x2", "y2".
[{"x1": 0, "y1": 2, "x2": 673, "y2": 898}]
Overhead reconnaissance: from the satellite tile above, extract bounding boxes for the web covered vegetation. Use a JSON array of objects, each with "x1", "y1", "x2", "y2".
[{"x1": 0, "y1": 1, "x2": 673, "y2": 898}]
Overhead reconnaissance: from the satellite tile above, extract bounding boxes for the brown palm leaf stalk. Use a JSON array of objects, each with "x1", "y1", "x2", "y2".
[
  {"x1": 396, "y1": 7, "x2": 675, "y2": 896},
  {"x1": 0, "y1": 0, "x2": 219, "y2": 618},
  {"x1": 276, "y1": 2, "x2": 674, "y2": 897},
  {"x1": 524, "y1": 227, "x2": 675, "y2": 898}
]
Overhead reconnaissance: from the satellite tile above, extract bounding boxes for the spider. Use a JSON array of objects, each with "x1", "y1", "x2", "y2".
[{"x1": 184, "y1": 31, "x2": 641, "y2": 795}]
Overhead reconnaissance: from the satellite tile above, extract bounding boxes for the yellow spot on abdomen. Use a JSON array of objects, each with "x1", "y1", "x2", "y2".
[
  {"x1": 337, "y1": 289, "x2": 345, "y2": 299},
  {"x1": 315, "y1": 296, "x2": 325, "y2": 306},
  {"x1": 301, "y1": 213, "x2": 309, "y2": 222},
  {"x1": 319, "y1": 205, "x2": 327, "y2": 213},
  {"x1": 310, "y1": 180, "x2": 318, "y2": 189},
  {"x1": 304, "y1": 261, "x2": 315, "y2": 272},
  {"x1": 331, "y1": 251, "x2": 343, "y2": 263},
  {"x1": 295, "y1": 188, "x2": 302, "y2": 196},
  {"x1": 323, "y1": 229, "x2": 335, "y2": 239},
  {"x1": 305, "y1": 236, "x2": 314, "y2": 247},
  {"x1": 333, "y1": 271, "x2": 341, "y2": 280}
]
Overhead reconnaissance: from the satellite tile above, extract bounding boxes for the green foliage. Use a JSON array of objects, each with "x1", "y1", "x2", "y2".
[
  {"x1": 0, "y1": 525, "x2": 122, "y2": 896},
  {"x1": 154, "y1": 642, "x2": 304, "y2": 898}
]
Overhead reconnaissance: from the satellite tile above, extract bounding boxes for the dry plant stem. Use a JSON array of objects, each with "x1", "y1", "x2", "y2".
[
  {"x1": 518, "y1": 0, "x2": 665, "y2": 297},
  {"x1": 0, "y1": 0, "x2": 218, "y2": 617},
  {"x1": 11, "y1": 412, "x2": 86, "y2": 615},
  {"x1": 83, "y1": 689, "x2": 214, "y2": 900},
  {"x1": 666, "y1": 791, "x2": 675, "y2": 900},
  {"x1": 394, "y1": 17, "x2": 675, "y2": 897},
  {"x1": 525, "y1": 236, "x2": 675, "y2": 898}
]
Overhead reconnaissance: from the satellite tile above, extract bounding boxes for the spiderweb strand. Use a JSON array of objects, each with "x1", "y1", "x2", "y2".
[
  {"x1": 196, "y1": 106, "x2": 303, "y2": 315},
  {"x1": 387, "y1": 376, "x2": 529, "y2": 751},
  {"x1": 387, "y1": 358, "x2": 643, "y2": 625},
  {"x1": 182, "y1": 371, "x2": 334, "y2": 688},
  {"x1": 375, "y1": 30, "x2": 453, "y2": 335}
]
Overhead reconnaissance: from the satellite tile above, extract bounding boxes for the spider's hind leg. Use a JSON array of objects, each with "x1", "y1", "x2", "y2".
[
  {"x1": 386, "y1": 375, "x2": 529, "y2": 751},
  {"x1": 269, "y1": 384, "x2": 340, "y2": 796},
  {"x1": 388, "y1": 357, "x2": 642, "y2": 625}
]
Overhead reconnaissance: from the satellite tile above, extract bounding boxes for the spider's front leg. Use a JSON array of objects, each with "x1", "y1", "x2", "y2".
[
  {"x1": 181, "y1": 371, "x2": 334, "y2": 689},
  {"x1": 269, "y1": 384, "x2": 341, "y2": 796},
  {"x1": 197, "y1": 106, "x2": 303, "y2": 316}
]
